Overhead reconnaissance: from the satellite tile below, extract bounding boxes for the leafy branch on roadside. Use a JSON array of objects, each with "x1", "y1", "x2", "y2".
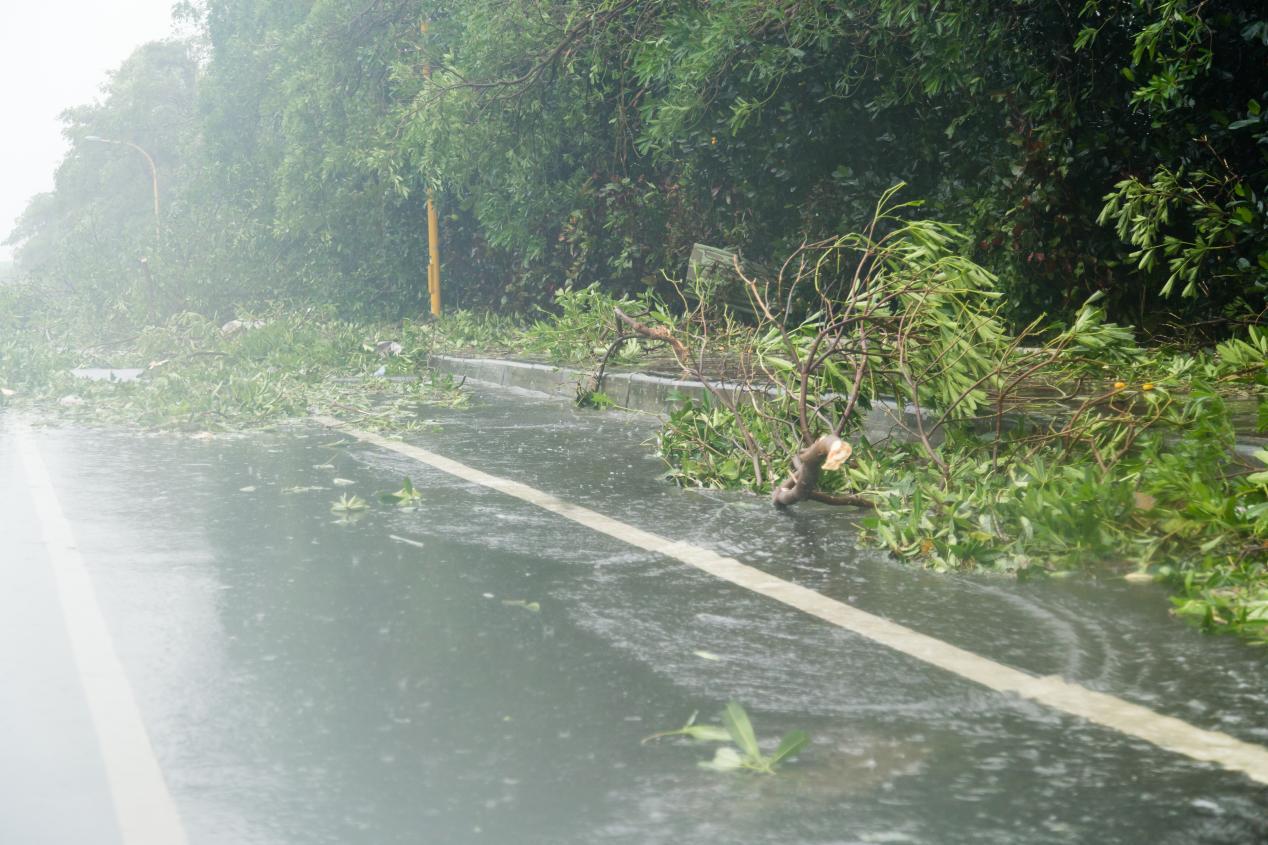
[{"x1": 606, "y1": 187, "x2": 1268, "y2": 642}]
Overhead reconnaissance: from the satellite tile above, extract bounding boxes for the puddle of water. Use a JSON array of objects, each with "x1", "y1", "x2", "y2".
[{"x1": 11, "y1": 403, "x2": 1268, "y2": 845}]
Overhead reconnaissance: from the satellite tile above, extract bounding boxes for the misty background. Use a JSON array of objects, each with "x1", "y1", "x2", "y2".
[{"x1": 1, "y1": 0, "x2": 177, "y2": 267}]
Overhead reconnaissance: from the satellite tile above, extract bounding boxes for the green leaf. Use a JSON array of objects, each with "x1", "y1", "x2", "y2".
[
  {"x1": 680, "y1": 725, "x2": 734, "y2": 743},
  {"x1": 379, "y1": 476, "x2": 423, "y2": 504},
  {"x1": 698, "y1": 746, "x2": 745, "y2": 771},
  {"x1": 765, "y1": 356, "x2": 796, "y2": 371},
  {"x1": 331, "y1": 493, "x2": 368, "y2": 513},
  {"x1": 769, "y1": 730, "x2": 810, "y2": 767},
  {"x1": 722, "y1": 701, "x2": 761, "y2": 759},
  {"x1": 641, "y1": 710, "x2": 732, "y2": 744}
]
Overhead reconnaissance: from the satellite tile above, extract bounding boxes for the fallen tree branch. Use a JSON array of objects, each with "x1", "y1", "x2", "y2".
[
  {"x1": 614, "y1": 306, "x2": 690, "y2": 367},
  {"x1": 615, "y1": 305, "x2": 767, "y2": 484},
  {"x1": 773, "y1": 434, "x2": 869, "y2": 507}
]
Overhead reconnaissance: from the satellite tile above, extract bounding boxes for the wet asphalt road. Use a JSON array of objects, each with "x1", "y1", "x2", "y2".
[{"x1": 2, "y1": 387, "x2": 1267, "y2": 844}]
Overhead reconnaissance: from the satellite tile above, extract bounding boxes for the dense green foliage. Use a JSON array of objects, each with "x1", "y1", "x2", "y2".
[{"x1": 6, "y1": 0, "x2": 1267, "y2": 328}]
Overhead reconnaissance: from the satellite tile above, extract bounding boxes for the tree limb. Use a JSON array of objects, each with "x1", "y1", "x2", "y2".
[{"x1": 772, "y1": 434, "x2": 869, "y2": 507}]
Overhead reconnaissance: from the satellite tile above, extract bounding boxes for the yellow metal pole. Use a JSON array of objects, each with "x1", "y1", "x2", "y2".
[
  {"x1": 427, "y1": 192, "x2": 441, "y2": 316},
  {"x1": 422, "y1": 20, "x2": 441, "y2": 317}
]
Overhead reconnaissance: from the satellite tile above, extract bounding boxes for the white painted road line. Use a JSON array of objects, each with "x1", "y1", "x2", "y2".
[
  {"x1": 15, "y1": 429, "x2": 188, "y2": 845},
  {"x1": 317, "y1": 416, "x2": 1268, "y2": 786}
]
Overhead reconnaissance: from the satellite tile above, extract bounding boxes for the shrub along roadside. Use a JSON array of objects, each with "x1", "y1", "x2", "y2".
[
  {"x1": 631, "y1": 211, "x2": 1268, "y2": 644},
  {"x1": 413, "y1": 245, "x2": 1268, "y2": 644},
  {"x1": 420, "y1": 238, "x2": 1268, "y2": 644},
  {"x1": 655, "y1": 345, "x2": 1268, "y2": 643}
]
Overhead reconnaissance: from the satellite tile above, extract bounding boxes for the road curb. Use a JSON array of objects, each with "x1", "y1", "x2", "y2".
[{"x1": 429, "y1": 353, "x2": 922, "y2": 443}]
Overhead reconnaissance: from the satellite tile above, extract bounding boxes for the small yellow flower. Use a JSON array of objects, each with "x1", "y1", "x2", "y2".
[
  {"x1": 1113, "y1": 381, "x2": 1126, "y2": 390},
  {"x1": 1142, "y1": 382, "x2": 1155, "y2": 391},
  {"x1": 710, "y1": 136, "x2": 717, "y2": 145}
]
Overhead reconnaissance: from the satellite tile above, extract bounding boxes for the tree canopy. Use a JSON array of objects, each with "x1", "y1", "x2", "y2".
[{"x1": 7, "y1": 0, "x2": 1268, "y2": 330}]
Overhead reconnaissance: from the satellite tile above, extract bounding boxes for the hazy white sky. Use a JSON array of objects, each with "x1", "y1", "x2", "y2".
[{"x1": 1, "y1": 0, "x2": 179, "y2": 259}]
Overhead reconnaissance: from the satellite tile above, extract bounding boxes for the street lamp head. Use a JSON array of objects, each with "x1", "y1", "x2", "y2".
[{"x1": 80, "y1": 135, "x2": 161, "y2": 247}]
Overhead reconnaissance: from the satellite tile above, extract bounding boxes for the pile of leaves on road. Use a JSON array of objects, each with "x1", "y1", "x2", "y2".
[{"x1": 0, "y1": 286, "x2": 465, "y2": 433}]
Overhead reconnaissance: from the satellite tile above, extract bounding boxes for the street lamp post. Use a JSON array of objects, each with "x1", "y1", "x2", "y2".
[{"x1": 85, "y1": 135, "x2": 161, "y2": 248}]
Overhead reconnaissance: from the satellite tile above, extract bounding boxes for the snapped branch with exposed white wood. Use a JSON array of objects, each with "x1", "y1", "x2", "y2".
[{"x1": 772, "y1": 435, "x2": 871, "y2": 508}]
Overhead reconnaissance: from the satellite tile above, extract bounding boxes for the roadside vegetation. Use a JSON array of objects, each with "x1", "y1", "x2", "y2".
[
  {"x1": 7, "y1": 217, "x2": 1266, "y2": 642},
  {"x1": 466, "y1": 196, "x2": 1268, "y2": 644},
  {"x1": 643, "y1": 197, "x2": 1268, "y2": 645},
  {"x1": 0, "y1": 287, "x2": 465, "y2": 432},
  {"x1": 3, "y1": 1, "x2": 1267, "y2": 643}
]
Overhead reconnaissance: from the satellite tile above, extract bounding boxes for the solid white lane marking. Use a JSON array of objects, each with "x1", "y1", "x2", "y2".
[
  {"x1": 15, "y1": 429, "x2": 188, "y2": 844},
  {"x1": 316, "y1": 416, "x2": 1268, "y2": 785}
]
